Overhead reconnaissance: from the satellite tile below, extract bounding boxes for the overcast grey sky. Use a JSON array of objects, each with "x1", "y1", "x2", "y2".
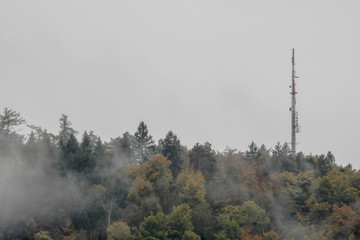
[{"x1": 1, "y1": 1, "x2": 359, "y2": 169}]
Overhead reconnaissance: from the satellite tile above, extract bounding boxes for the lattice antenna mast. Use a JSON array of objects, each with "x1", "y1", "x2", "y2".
[{"x1": 290, "y1": 48, "x2": 299, "y2": 157}]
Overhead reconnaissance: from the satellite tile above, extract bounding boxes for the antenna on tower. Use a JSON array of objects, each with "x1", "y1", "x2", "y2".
[{"x1": 290, "y1": 48, "x2": 299, "y2": 157}]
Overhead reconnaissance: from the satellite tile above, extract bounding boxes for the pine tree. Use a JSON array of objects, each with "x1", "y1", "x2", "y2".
[
  {"x1": 58, "y1": 114, "x2": 78, "y2": 146},
  {"x1": 0, "y1": 107, "x2": 26, "y2": 137}
]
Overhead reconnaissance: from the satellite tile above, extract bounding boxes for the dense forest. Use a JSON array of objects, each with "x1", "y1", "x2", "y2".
[{"x1": 0, "y1": 107, "x2": 359, "y2": 240}]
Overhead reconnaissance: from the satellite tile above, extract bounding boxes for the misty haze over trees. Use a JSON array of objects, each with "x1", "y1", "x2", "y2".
[{"x1": 0, "y1": 108, "x2": 360, "y2": 240}]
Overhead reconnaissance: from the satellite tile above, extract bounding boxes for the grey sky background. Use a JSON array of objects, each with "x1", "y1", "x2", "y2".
[{"x1": 1, "y1": 1, "x2": 359, "y2": 169}]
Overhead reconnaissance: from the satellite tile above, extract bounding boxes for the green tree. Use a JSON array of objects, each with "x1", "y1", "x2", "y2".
[
  {"x1": 192, "y1": 201, "x2": 214, "y2": 240},
  {"x1": 189, "y1": 142, "x2": 217, "y2": 181},
  {"x1": 215, "y1": 218, "x2": 241, "y2": 240},
  {"x1": 277, "y1": 171, "x2": 314, "y2": 217},
  {"x1": 133, "y1": 122, "x2": 155, "y2": 163},
  {"x1": 134, "y1": 212, "x2": 169, "y2": 240},
  {"x1": 175, "y1": 172, "x2": 213, "y2": 240},
  {"x1": 181, "y1": 231, "x2": 201, "y2": 240},
  {"x1": 317, "y1": 152, "x2": 335, "y2": 176},
  {"x1": 59, "y1": 133, "x2": 80, "y2": 173},
  {"x1": 219, "y1": 201, "x2": 270, "y2": 235},
  {"x1": 34, "y1": 231, "x2": 53, "y2": 240},
  {"x1": 307, "y1": 201, "x2": 332, "y2": 221},
  {"x1": 161, "y1": 131, "x2": 184, "y2": 178},
  {"x1": 238, "y1": 201, "x2": 270, "y2": 234},
  {"x1": 126, "y1": 175, "x2": 161, "y2": 225},
  {"x1": 138, "y1": 155, "x2": 173, "y2": 212},
  {"x1": 107, "y1": 220, "x2": 133, "y2": 240},
  {"x1": 78, "y1": 131, "x2": 96, "y2": 174},
  {"x1": 168, "y1": 204, "x2": 194, "y2": 239},
  {"x1": 94, "y1": 137, "x2": 105, "y2": 165},
  {"x1": 176, "y1": 171, "x2": 206, "y2": 207},
  {"x1": 315, "y1": 169, "x2": 359, "y2": 206},
  {"x1": 270, "y1": 142, "x2": 292, "y2": 172}
]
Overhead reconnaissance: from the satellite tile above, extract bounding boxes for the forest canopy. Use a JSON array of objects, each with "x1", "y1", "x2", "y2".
[{"x1": 0, "y1": 108, "x2": 359, "y2": 240}]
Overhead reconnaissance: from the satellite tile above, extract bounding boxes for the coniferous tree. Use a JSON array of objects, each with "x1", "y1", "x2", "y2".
[
  {"x1": 59, "y1": 133, "x2": 80, "y2": 173},
  {"x1": 133, "y1": 121, "x2": 155, "y2": 163},
  {"x1": 79, "y1": 131, "x2": 96, "y2": 174},
  {"x1": 161, "y1": 131, "x2": 183, "y2": 178},
  {"x1": 270, "y1": 142, "x2": 292, "y2": 172},
  {"x1": 0, "y1": 107, "x2": 26, "y2": 137},
  {"x1": 246, "y1": 141, "x2": 260, "y2": 160},
  {"x1": 88, "y1": 130, "x2": 98, "y2": 148},
  {"x1": 109, "y1": 132, "x2": 136, "y2": 165},
  {"x1": 119, "y1": 132, "x2": 136, "y2": 163},
  {"x1": 0, "y1": 107, "x2": 26, "y2": 144},
  {"x1": 2, "y1": 108, "x2": 360, "y2": 240},
  {"x1": 58, "y1": 114, "x2": 78, "y2": 146},
  {"x1": 189, "y1": 142, "x2": 217, "y2": 181},
  {"x1": 94, "y1": 137, "x2": 105, "y2": 163},
  {"x1": 317, "y1": 151, "x2": 335, "y2": 176}
]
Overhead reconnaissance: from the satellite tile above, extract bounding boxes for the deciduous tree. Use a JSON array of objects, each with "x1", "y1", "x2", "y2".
[{"x1": 107, "y1": 220, "x2": 132, "y2": 240}]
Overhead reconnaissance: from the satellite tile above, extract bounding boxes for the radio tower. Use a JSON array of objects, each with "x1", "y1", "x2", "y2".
[{"x1": 290, "y1": 48, "x2": 299, "y2": 157}]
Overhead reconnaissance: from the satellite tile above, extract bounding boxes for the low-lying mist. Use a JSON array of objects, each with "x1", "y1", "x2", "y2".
[{"x1": 0, "y1": 136, "x2": 82, "y2": 227}]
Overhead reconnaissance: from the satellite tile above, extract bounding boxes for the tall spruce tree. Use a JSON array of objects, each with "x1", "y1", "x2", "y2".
[
  {"x1": 79, "y1": 131, "x2": 96, "y2": 174},
  {"x1": 246, "y1": 141, "x2": 260, "y2": 160},
  {"x1": 59, "y1": 133, "x2": 80, "y2": 174},
  {"x1": 161, "y1": 131, "x2": 183, "y2": 178},
  {"x1": 133, "y1": 121, "x2": 155, "y2": 163}
]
